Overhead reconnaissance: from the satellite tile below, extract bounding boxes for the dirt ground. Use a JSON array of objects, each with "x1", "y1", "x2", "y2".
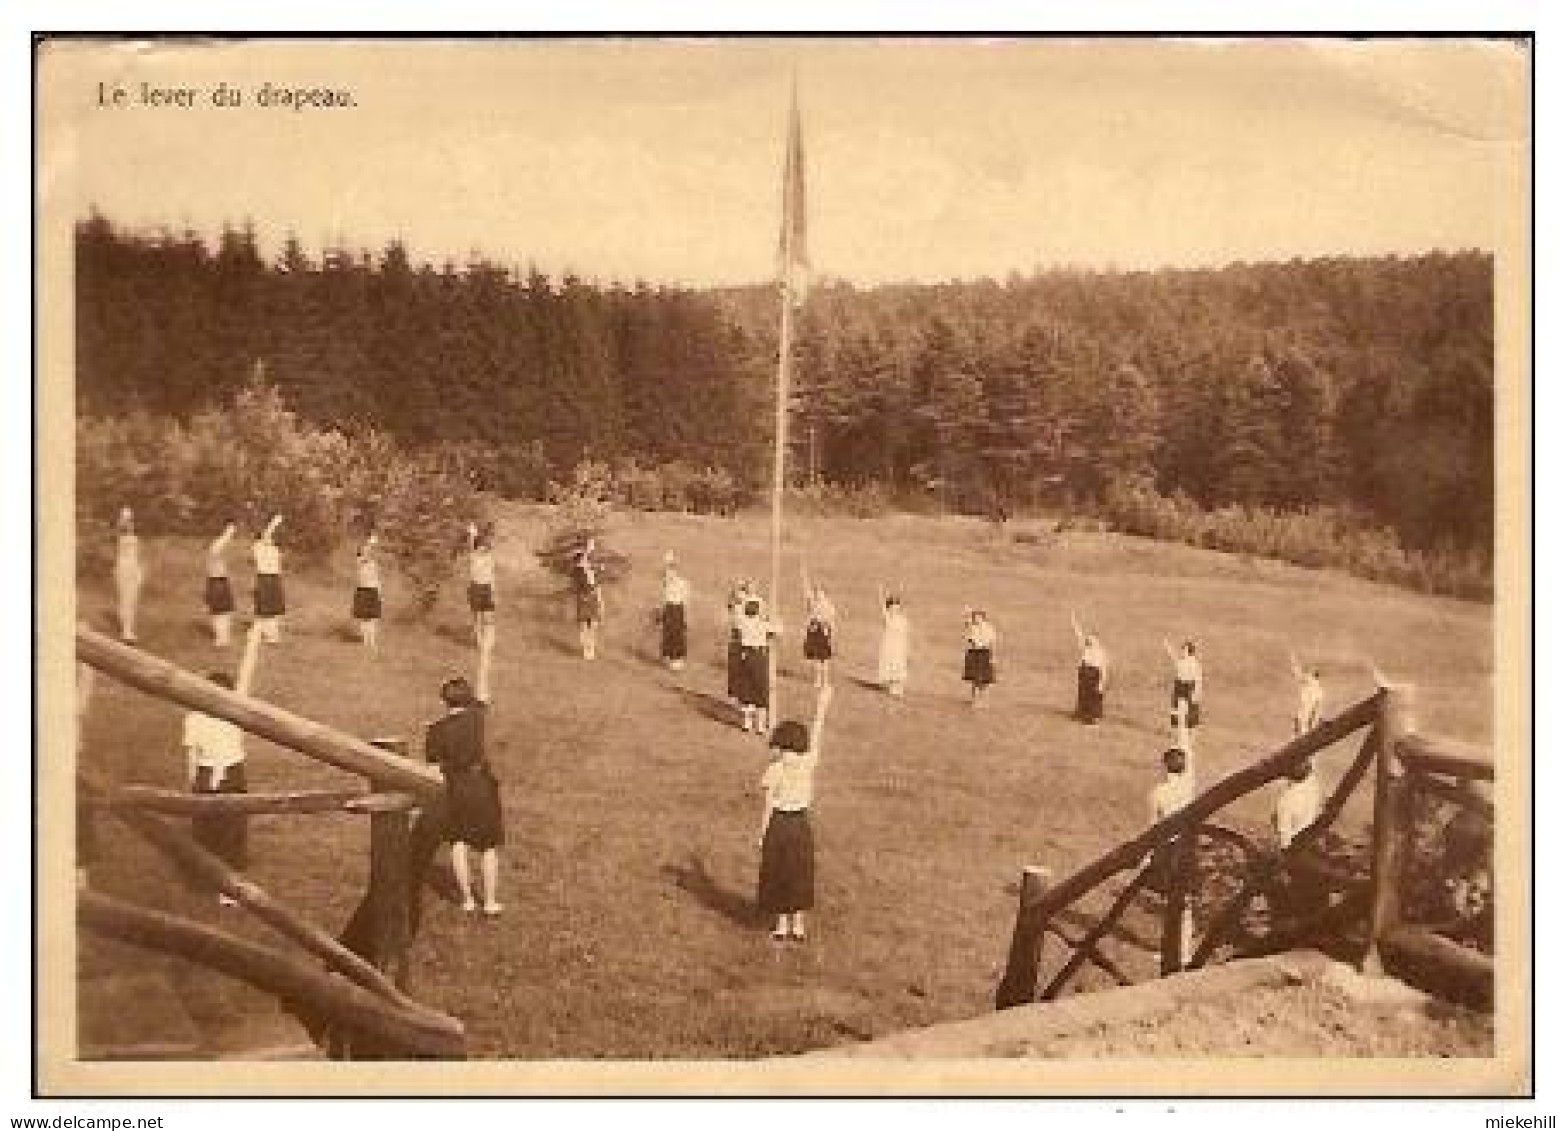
[{"x1": 823, "y1": 954, "x2": 1493, "y2": 1059}]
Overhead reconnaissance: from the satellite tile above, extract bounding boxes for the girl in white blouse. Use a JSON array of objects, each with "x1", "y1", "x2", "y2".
[
  {"x1": 184, "y1": 622, "x2": 264, "y2": 902},
  {"x1": 467, "y1": 522, "x2": 497, "y2": 649},
  {"x1": 1071, "y1": 614, "x2": 1108, "y2": 724},
  {"x1": 1164, "y1": 638, "x2": 1204, "y2": 730},
  {"x1": 877, "y1": 587, "x2": 910, "y2": 698},
  {"x1": 206, "y1": 522, "x2": 237, "y2": 647},
  {"x1": 734, "y1": 597, "x2": 779, "y2": 735},
  {"x1": 1147, "y1": 745, "x2": 1196, "y2": 965},
  {"x1": 252, "y1": 514, "x2": 285, "y2": 643},
  {"x1": 1289, "y1": 652, "x2": 1324, "y2": 735},
  {"x1": 800, "y1": 563, "x2": 837, "y2": 691},
  {"x1": 352, "y1": 533, "x2": 383, "y2": 650},
  {"x1": 659, "y1": 552, "x2": 690, "y2": 671},
  {"x1": 1274, "y1": 758, "x2": 1323, "y2": 849},
  {"x1": 113, "y1": 508, "x2": 143, "y2": 643},
  {"x1": 963, "y1": 610, "x2": 998, "y2": 708},
  {"x1": 757, "y1": 684, "x2": 833, "y2": 942}
]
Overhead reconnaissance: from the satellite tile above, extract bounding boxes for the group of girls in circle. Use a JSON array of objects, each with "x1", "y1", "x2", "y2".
[
  {"x1": 112, "y1": 507, "x2": 290, "y2": 650},
  {"x1": 102, "y1": 508, "x2": 510, "y2": 918}
]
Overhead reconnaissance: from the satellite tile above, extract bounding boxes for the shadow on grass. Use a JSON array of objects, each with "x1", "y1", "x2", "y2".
[
  {"x1": 431, "y1": 621, "x2": 478, "y2": 647},
  {"x1": 844, "y1": 675, "x2": 887, "y2": 695},
  {"x1": 662, "y1": 853, "x2": 763, "y2": 930},
  {"x1": 672, "y1": 686, "x2": 739, "y2": 727}
]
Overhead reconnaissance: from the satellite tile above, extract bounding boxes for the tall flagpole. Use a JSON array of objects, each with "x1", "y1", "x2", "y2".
[{"x1": 768, "y1": 83, "x2": 806, "y2": 721}]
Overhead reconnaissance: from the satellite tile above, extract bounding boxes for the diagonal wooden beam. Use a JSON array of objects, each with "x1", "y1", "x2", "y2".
[
  {"x1": 79, "y1": 890, "x2": 465, "y2": 1059},
  {"x1": 77, "y1": 627, "x2": 442, "y2": 799},
  {"x1": 1041, "y1": 862, "x2": 1153, "y2": 1001}
]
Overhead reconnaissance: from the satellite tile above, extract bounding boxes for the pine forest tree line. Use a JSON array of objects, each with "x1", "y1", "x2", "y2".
[{"x1": 76, "y1": 212, "x2": 1493, "y2": 572}]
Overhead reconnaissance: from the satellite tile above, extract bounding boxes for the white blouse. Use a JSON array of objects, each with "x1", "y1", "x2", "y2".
[
  {"x1": 183, "y1": 711, "x2": 245, "y2": 778},
  {"x1": 115, "y1": 533, "x2": 142, "y2": 575},
  {"x1": 807, "y1": 594, "x2": 837, "y2": 626},
  {"x1": 1296, "y1": 678, "x2": 1324, "y2": 728},
  {"x1": 662, "y1": 572, "x2": 690, "y2": 605},
  {"x1": 470, "y1": 550, "x2": 495, "y2": 585},
  {"x1": 207, "y1": 533, "x2": 231, "y2": 578},
  {"x1": 1174, "y1": 654, "x2": 1202, "y2": 683},
  {"x1": 356, "y1": 555, "x2": 380, "y2": 588},
  {"x1": 736, "y1": 612, "x2": 778, "y2": 648},
  {"x1": 253, "y1": 540, "x2": 281, "y2": 575},
  {"x1": 1149, "y1": 771, "x2": 1195, "y2": 824},
  {"x1": 966, "y1": 620, "x2": 997, "y2": 649},
  {"x1": 1275, "y1": 776, "x2": 1323, "y2": 847},
  {"x1": 762, "y1": 752, "x2": 819, "y2": 812}
]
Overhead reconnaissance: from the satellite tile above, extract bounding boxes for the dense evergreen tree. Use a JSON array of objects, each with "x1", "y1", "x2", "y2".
[{"x1": 75, "y1": 213, "x2": 1495, "y2": 562}]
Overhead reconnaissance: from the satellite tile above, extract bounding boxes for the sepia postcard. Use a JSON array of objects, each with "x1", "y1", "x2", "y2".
[{"x1": 33, "y1": 34, "x2": 1531, "y2": 1097}]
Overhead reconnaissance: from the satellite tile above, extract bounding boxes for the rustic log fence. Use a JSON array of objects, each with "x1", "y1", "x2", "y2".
[
  {"x1": 997, "y1": 683, "x2": 1494, "y2": 1009},
  {"x1": 76, "y1": 626, "x2": 465, "y2": 1059}
]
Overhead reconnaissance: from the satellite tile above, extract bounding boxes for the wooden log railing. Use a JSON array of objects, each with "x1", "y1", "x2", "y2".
[
  {"x1": 998, "y1": 681, "x2": 1496, "y2": 1011},
  {"x1": 996, "y1": 692, "x2": 1380, "y2": 1008},
  {"x1": 80, "y1": 891, "x2": 465, "y2": 1059},
  {"x1": 1371, "y1": 730, "x2": 1495, "y2": 1005},
  {"x1": 77, "y1": 628, "x2": 442, "y2": 800},
  {"x1": 75, "y1": 626, "x2": 460, "y2": 1058}
]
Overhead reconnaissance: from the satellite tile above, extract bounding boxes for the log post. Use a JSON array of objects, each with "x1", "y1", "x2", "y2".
[
  {"x1": 995, "y1": 865, "x2": 1052, "y2": 1010},
  {"x1": 1364, "y1": 683, "x2": 1416, "y2": 975},
  {"x1": 1160, "y1": 824, "x2": 1196, "y2": 976},
  {"x1": 357, "y1": 792, "x2": 416, "y2": 992}
]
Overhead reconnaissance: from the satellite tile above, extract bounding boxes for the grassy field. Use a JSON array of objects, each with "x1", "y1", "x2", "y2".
[{"x1": 75, "y1": 507, "x2": 1494, "y2": 1058}]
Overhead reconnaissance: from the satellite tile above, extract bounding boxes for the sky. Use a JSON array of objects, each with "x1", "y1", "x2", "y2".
[{"x1": 40, "y1": 37, "x2": 1529, "y2": 286}]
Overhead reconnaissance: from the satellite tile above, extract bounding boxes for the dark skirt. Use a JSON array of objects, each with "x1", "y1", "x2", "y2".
[
  {"x1": 737, "y1": 644, "x2": 770, "y2": 708},
  {"x1": 1075, "y1": 663, "x2": 1104, "y2": 722},
  {"x1": 963, "y1": 646, "x2": 995, "y2": 686},
  {"x1": 254, "y1": 573, "x2": 285, "y2": 617},
  {"x1": 757, "y1": 809, "x2": 814, "y2": 914},
  {"x1": 1172, "y1": 680, "x2": 1201, "y2": 728},
  {"x1": 205, "y1": 575, "x2": 235, "y2": 615},
  {"x1": 468, "y1": 582, "x2": 495, "y2": 613},
  {"x1": 660, "y1": 602, "x2": 688, "y2": 660},
  {"x1": 352, "y1": 585, "x2": 382, "y2": 621},
  {"x1": 803, "y1": 621, "x2": 833, "y2": 661},
  {"x1": 444, "y1": 764, "x2": 504, "y2": 850},
  {"x1": 192, "y1": 762, "x2": 249, "y2": 870},
  {"x1": 574, "y1": 587, "x2": 603, "y2": 625},
  {"x1": 726, "y1": 631, "x2": 743, "y2": 699}
]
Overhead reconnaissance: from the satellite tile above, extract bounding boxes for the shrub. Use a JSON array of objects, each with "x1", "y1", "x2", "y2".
[
  {"x1": 77, "y1": 379, "x2": 492, "y2": 612},
  {"x1": 1097, "y1": 475, "x2": 1491, "y2": 599},
  {"x1": 538, "y1": 460, "x2": 631, "y2": 587},
  {"x1": 372, "y1": 451, "x2": 489, "y2": 616}
]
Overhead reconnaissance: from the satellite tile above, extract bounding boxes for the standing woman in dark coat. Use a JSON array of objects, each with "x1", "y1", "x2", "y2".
[
  {"x1": 425, "y1": 675, "x2": 504, "y2": 915},
  {"x1": 756, "y1": 684, "x2": 834, "y2": 942}
]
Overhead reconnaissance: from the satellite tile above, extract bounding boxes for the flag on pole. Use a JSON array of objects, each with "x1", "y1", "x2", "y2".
[{"x1": 777, "y1": 85, "x2": 809, "y2": 306}]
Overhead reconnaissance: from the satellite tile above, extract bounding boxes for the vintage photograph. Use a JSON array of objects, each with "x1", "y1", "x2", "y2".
[{"x1": 35, "y1": 35, "x2": 1529, "y2": 1094}]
